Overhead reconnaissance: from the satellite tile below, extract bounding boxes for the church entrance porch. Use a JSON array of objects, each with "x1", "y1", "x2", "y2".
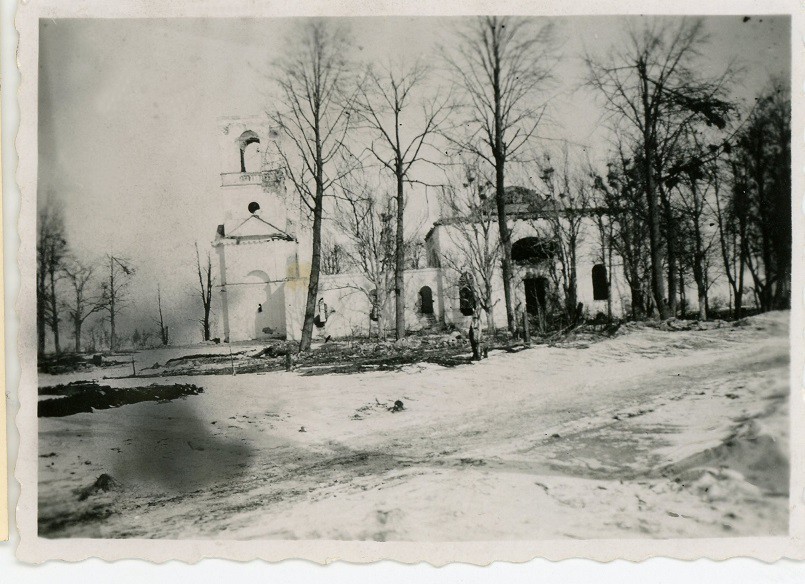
[{"x1": 226, "y1": 270, "x2": 287, "y2": 341}]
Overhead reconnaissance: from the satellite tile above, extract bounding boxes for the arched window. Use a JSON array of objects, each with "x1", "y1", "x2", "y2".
[
  {"x1": 458, "y1": 273, "x2": 476, "y2": 317},
  {"x1": 237, "y1": 130, "x2": 261, "y2": 173},
  {"x1": 592, "y1": 264, "x2": 609, "y2": 300},
  {"x1": 512, "y1": 237, "x2": 556, "y2": 264},
  {"x1": 419, "y1": 286, "x2": 434, "y2": 314}
]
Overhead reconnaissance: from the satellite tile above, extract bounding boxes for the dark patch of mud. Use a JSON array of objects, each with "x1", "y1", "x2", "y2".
[
  {"x1": 299, "y1": 345, "x2": 472, "y2": 375},
  {"x1": 38, "y1": 352, "x2": 133, "y2": 375},
  {"x1": 38, "y1": 503, "x2": 116, "y2": 538},
  {"x1": 38, "y1": 381, "x2": 203, "y2": 417}
]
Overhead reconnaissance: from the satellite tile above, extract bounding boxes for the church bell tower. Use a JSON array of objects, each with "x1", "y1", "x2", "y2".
[{"x1": 212, "y1": 115, "x2": 301, "y2": 343}]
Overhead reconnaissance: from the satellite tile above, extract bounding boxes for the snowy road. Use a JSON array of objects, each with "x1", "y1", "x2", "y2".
[{"x1": 38, "y1": 312, "x2": 789, "y2": 540}]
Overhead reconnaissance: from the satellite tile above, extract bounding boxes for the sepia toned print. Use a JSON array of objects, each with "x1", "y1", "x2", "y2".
[{"x1": 14, "y1": 0, "x2": 803, "y2": 564}]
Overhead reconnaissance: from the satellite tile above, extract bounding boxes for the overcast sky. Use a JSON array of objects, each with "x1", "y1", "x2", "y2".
[{"x1": 38, "y1": 15, "x2": 790, "y2": 344}]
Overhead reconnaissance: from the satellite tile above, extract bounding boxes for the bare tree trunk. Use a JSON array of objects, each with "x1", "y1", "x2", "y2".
[
  {"x1": 638, "y1": 59, "x2": 670, "y2": 319},
  {"x1": 486, "y1": 305, "x2": 495, "y2": 336},
  {"x1": 37, "y1": 271, "x2": 46, "y2": 356},
  {"x1": 495, "y1": 158, "x2": 515, "y2": 333},
  {"x1": 74, "y1": 319, "x2": 82, "y2": 353},
  {"x1": 195, "y1": 243, "x2": 214, "y2": 341},
  {"x1": 566, "y1": 243, "x2": 578, "y2": 318},
  {"x1": 736, "y1": 235, "x2": 746, "y2": 319},
  {"x1": 692, "y1": 204, "x2": 707, "y2": 321},
  {"x1": 48, "y1": 264, "x2": 60, "y2": 354},
  {"x1": 300, "y1": 179, "x2": 324, "y2": 352},
  {"x1": 157, "y1": 284, "x2": 169, "y2": 346},
  {"x1": 714, "y1": 174, "x2": 739, "y2": 320},
  {"x1": 394, "y1": 164, "x2": 406, "y2": 339},
  {"x1": 606, "y1": 232, "x2": 614, "y2": 319},
  {"x1": 273, "y1": 22, "x2": 353, "y2": 351},
  {"x1": 661, "y1": 190, "x2": 678, "y2": 318},
  {"x1": 109, "y1": 258, "x2": 116, "y2": 352},
  {"x1": 695, "y1": 271, "x2": 707, "y2": 320},
  {"x1": 73, "y1": 285, "x2": 82, "y2": 353},
  {"x1": 377, "y1": 309, "x2": 386, "y2": 342},
  {"x1": 491, "y1": 23, "x2": 515, "y2": 332},
  {"x1": 446, "y1": 17, "x2": 556, "y2": 332}
]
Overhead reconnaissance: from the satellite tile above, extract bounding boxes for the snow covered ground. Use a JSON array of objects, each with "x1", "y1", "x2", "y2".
[{"x1": 37, "y1": 311, "x2": 789, "y2": 540}]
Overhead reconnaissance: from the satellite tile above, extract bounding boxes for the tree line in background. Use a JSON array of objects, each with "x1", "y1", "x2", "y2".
[
  {"x1": 37, "y1": 16, "x2": 791, "y2": 355},
  {"x1": 36, "y1": 203, "x2": 218, "y2": 356},
  {"x1": 36, "y1": 203, "x2": 138, "y2": 356},
  {"x1": 273, "y1": 16, "x2": 790, "y2": 351},
  {"x1": 586, "y1": 20, "x2": 790, "y2": 322}
]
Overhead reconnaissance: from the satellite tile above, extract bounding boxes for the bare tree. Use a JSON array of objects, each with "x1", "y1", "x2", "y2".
[
  {"x1": 155, "y1": 284, "x2": 169, "y2": 346},
  {"x1": 592, "y1": 138, "x2": 655, "y2": 319},
  {"x1": 711, "y1": 153, "x2": 747, "y2": 318},
  {"x1": 445, "y1": 16, "x2": 557, "y2": 334},
  {"x1": 587, "y1": 18, "x2": 733, "y2": 318},
  {"x1": 195, "y1": 242, "x2": 215, "y2": 341},
  {"x1": 271, "y1": 19, "x2": 358, "y2": 352},
  {"x1": 333, "y1": 174, "x2": 396, "y2": 341},
  {"x1": 37, "y1": 200, "x2": 67, "y2": 355},
  {"x1": 101, "y1": 255, "x2": 135, "y2": 352},
  {"x1": 438, "y1": 157, "x2": 501, "y2": 333},
  {"x1": 321, "y1": 237, "x2": 347, "y2": 275},
  {"x1": 670, "y1": 129, "x2": 719, "y2": 320},
  {"x1": 406, "y1": 240, "x2": 425, "y2": 270},
  {"x1": 61, "y1": 258, "x2": 106, "y2": 353},
  {"x1": 531, "y1": 147, "x2": 591, "y2": 321},
  {"x1": 728, "y1": 81, "x2": 791, "y2": 311},
  {"x1": 355, "y1": 61, "x2": 449, "y2": 339}
]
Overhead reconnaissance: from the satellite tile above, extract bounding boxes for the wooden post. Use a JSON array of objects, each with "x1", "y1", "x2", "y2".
[
  {"x1": 522, "y1": 311, "x2": 531, "y2": 346},
  {"x1": 229, "y1": 345, "x2": 236, "y2": 376},
  {"x1": 131, "y1": 357, "x2": 137, "y2": 377},
  {"x1": 285, "y1": 352, "x2": 293, "y2": 372}
]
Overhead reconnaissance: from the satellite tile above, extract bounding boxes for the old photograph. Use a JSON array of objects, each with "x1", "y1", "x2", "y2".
[{"x1": 16, "y1": 5, "x2": 798, "y2": 562}]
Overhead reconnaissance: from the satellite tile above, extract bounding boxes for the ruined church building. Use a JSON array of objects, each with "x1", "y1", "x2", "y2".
[{"x1": 213, "y1": 116, "x2": 622, "y2": 342}]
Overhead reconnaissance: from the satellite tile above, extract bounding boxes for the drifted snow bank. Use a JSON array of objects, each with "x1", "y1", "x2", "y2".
[{"x1": 663, "y1": 409, "x2": 788, "y2": 504}]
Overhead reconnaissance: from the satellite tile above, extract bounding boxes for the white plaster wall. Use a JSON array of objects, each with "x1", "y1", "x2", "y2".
[
  {"x1": 312, "y1": 268, "x2": 444, "y2": 339},
  {"x1": 431, "y1": 215, "x2": 630, "y2": 327},
  {"x1": 217, "y1": 239, "x2": 300, "y2": 342}
]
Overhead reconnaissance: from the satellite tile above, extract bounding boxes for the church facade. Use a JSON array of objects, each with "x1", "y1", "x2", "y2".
[{"x1": 213, "y1": 116, "x2": 627, "y2": 343}]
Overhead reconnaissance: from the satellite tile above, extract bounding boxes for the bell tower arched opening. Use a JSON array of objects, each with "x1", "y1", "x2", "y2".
[{"x1": 237, "y1": 130, "x2": 261, "y2": 173}]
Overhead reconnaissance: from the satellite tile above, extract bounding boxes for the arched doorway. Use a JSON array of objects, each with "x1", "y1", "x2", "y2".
[
  {"x1": 242, "y1": 270, "x2": 285, "y2": 339},
  {"x1": 592, "y1": 264, "x2": 609, "y2": 300},
  {"x1": 419, "y1": 286, "x2": 434, "y2": 315},
  {"x1": 524, "y1": 276, "x2": 549, "y2": 316}
]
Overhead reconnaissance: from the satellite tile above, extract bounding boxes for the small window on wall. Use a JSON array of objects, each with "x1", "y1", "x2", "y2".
[
  {"x1": 419, "y1": 286, "x2": 434, "y2": 314},
  {"x1": 592, "y1": 264, "x2": 609, "y2": 300},
  {"x1": 458, "y1": 273, "x2": 476, "y2": 316}
]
